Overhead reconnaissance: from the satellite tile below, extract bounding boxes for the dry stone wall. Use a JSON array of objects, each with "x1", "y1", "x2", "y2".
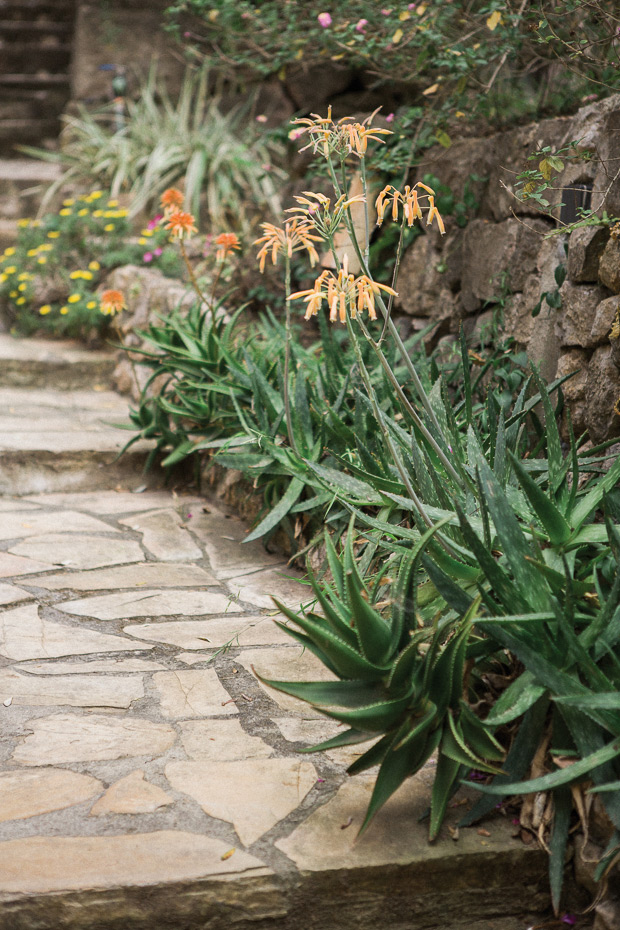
[{"x1": 395, "y1": 94, "x2": 620, "y2": 442}]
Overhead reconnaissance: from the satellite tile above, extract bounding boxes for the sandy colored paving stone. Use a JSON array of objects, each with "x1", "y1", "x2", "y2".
[
  {"x1": 59, "y1": 589, "x2": 241, "y2": 621},
  {"x1": 15, "y1": 658, "x2": 166, "y2": 675},
  {"x1": 179, "y1": 719, "x2": 274, "y2": 762},
  {"x1": 0, "y1": 669, "x2": 144, "y2": 708},
  {"x1": 165, "y1": 758, "x2": 317, "y2": 846},
  {"x1": 0, "y1": 831, "x2": 269, "y2": 894},
  {"x1": 227, "y1": 568, "x2": 310, "y2": 610},
  {"x1": 276, "y1": 774, "x2": 519, "y2": 871},
  {"x1": 0, "y1": 510, "x2": 121, "y2": 540},
  {"x1": 0, "y1": 603, "x2": 156, "y2": 661},
  {"x1": 118, "y1": 509, "x2": 202, "y2": 561},
  {"x1": 9, "y1": 534, "x2": 144, "y2": 570},
  {"x1": 89, "y1": 770, "x2": 174, "y2": 816},
  {"x1": 12, "y1": 714, "x2": 176, "y2": 766},
  {"x1": 123, "y1": 616, "x2": 292, "y2": 652},
  {"x1": 0, "y1": 500, "x2": 41, "y2": 512},
  {"x1": 31, "y1": 561, "x2": 217, "y2": 591},
  {"x1": 0, "y1": 582, "x2": 31, "y2": 605},
  {"x1": 0, "y1": 551, "x2": 55, "y2": 577},
  {"x1": 153, "y1": 669, "x2": 238, "y2": 718},
  {"x1": 235, "y1": 646, "x2": 337, "y2": 717},
  {"x1": 24, "y1": 490, "x2": 200, "y2": 514},
  {"x1": 184, "y1": 511, "x2": 284, "y2": 578},
  {"x1": 0, "y1": 768, "x2": 103, "y2": 823}
]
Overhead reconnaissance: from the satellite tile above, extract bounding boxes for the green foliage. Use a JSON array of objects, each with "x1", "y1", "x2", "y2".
[
  {"x1": 22, "y1": 66, "x2": 285, "y2": 232},
  {"x1": 0, "y1": 191, "x2": 176, "y2": 339}
]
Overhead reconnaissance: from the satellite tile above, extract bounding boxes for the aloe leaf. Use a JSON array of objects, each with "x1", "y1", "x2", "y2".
[
  {"x1": 429, "y1": 750, "x2": 462, "y2": 842},
  {"x1": 460, "y1": 696, "x2": 550, "y2": 826},
  {"x1": 344, "y1": 569, "x2": 395, "y2": 666},
  {"x1": 442, "y1": 713, "x2": 504, "y2": 775},
  {"x1": 549, "y1": 785, "x2": 572, "y2": 915},
  {"x1": 569, "y1": 453, "x2": 620, "y2": 530},
  {"x1": 530, "y1": 369, "x2": 563, "y2": 492},
  {"x1": 347, "y1": 731, "x2": 394, "y2": 775},
  {"x1": 509, "y1": 452, "x2": 571, "y2": 545},
  {"x1": 320, "y1": 692, "x2": 414, "y2": 732},
  {"x1": 255, "y1": 674, "x2": 385, "y2": 708},
  {"x1": 472, "y1": 736, "x2": 620, "y2": 794},
  {"x1": 323, "y1": 530, "x2": 345, "y2": 598},
  {"x1": 272, "y1": 603, "x2": 390, "y2": 681},
  {"x1": 359, "y1": 727, "x2": 440, "y2": 836},
  {"x1": 299, "y1": 728, "x2": 373, "y2": 753},
  {"x1": 553, "y1": 693, "x2": 620, "y2": 710},
  {"x1": 422, "y1": 555, "x2": 473, "y2": 615},
  {"x1": 484, "y1": 671, "x2": 546, "y2": 726}
]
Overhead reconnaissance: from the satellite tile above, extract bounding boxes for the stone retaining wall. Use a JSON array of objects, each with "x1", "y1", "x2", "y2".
[{"x1": 396, "y1": 94, "x2": 620, "y2": 442}]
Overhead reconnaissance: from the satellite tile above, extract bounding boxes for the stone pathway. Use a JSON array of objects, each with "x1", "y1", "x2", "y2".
[{"x1": 0, "y1": 335, "x2": 551, "y2": 930}]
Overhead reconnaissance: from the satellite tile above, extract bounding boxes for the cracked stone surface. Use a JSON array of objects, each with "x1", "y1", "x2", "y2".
[{"x1": 0, "y1": 335, "x2": 548, "y2": 930}]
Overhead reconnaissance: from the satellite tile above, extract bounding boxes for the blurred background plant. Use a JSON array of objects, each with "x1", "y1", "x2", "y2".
[
  {"x1": 20, "y1": 65, "x2": 286, "y2": 235},
  {"x1": 0, "y1": 191, "x2": 181, "y2": 339}
]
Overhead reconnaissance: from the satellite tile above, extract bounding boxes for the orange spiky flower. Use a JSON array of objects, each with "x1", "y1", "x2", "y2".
[
  {"x1": 214, "y1": 232, "x2": 241, "y2": 262},
  {"x1": 160, "y1": 188, "x2": 185, "y2": 215},
  {"x1": 254, "y1": 219, "x2": 321, "y2": 273},
  {"x1": 99, "y1": 289, "x2": 126, "y2": 316},
  {"x1": 165, "y1": 211, "x2": 198, "y2": 240}
]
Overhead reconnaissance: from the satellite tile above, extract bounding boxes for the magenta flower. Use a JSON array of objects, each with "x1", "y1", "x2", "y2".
[
  {"x1": 318, "y1": 12, "x2": 332, "y2": 27},
  {"x1": 355, "y1": 18, "x2": 368, "y2": 32},
  {"x1": 560, "y1": 917, "x2": 576, "y2": 927},
  {"x1": 147, "y1": 214, "x2": 163, "y2": 230},
  {"x1": 385, "y1": 112, "x2": 395, "y2": 123},
  {"x1": 143, "y1": 252, "x2": 153, "y2": 263},
  {"x1": 381, "y1": 8, "x2": 392, "y2": 14},
  {"x1": 153, "y1": 247, "x2": 162, "y2": 257}
]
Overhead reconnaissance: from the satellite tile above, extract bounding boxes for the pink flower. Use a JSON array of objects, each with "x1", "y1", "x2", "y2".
[
  {"x1": 408, "y1": 2, "x2": 416, "y2": 8},
  {"x1": 385, "y1": 112, "x2": 395, "y2": 122},
  {"x1": 143, "y1": 252, "x2": 153, "y2": 263},
  {"x1": 153, "y1": 247, "x2": 162, "y2": 256},
  {"x1": 256, "y1": 114, "x2": 268, "y2": 123},
  {"x1": 318, "y1": 12, "x2": 332, "y2": 27},
  {"x1": 355, "y1": 18, "x2": 368, "y2": 32},
  {"x1": 381, "y1": 8, "x2": 392, "y2": 14},
  {"x1": 262, "y1": 163, "x2": 272, "y2": 172},
  {"x1": 288, "y1": 127, "x2": 304, "y2": 141},
  {"x1": 147, "y1": 214, "x2": 163, "y2": 230}
]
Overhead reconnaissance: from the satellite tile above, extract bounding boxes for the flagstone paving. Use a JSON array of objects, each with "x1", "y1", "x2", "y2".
[{"x1": 0, "y1": 334, "x2": 552, "y2": 930}]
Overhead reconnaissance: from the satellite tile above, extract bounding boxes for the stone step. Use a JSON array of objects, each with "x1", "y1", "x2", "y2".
[
  {"x1": 0, "y1": 45, "x2": 72, "y2": 74},
  {"x1": 0, "y1": 217, "x2": 18, "y2": 250},
  {"x1": 0, "y1": 0, "x2": 75, "y2": 20},
  {"x1": 0, "y1": 74, "x2": 71, "y2": 90},
  {"x1": 0, "y1": 335, "x2": 117, "y2": 390},
  {"x1": 0, "y1": 19, "x2": 73, "y2": 35},
  {"x1": 0, "y1": 118, "x2": 62, "y2": 155}
]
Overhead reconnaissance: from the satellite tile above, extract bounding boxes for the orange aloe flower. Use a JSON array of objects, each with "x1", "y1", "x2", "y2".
[
  {"x1": 254, "y1": 219, "x2": 322, "y2": 272},
  {"x1": 165, "y1": 211, "x2": 198, "y2": 240},
  {"x1": 214, "y1": 232, "x2": 241, "y2": 262},
  {"x1": 291, "y1": 107, "x2": 392, "y2": 160},
  {"x1": 160, "y1": 188, "x2": 184, "y2": 215},
  {"x1": 376, "y1": 181, "x2": 446, "y2": 234},
  {"x1": 99, "y1": 289, "x2": 126, "y2": 316},
  {"x1": 288, "y1": 255, "x2": 397, "y2": 323}
]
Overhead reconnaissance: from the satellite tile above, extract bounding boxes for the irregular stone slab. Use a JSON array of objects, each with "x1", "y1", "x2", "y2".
[
  {"x1": 0, "y1": 831, "x2": 268, "y2": 894},
  {"x1": 0, "y1": 604, "x2": 156, "y2": 661},
  {"x1": 179, "y1": 719, "x2": 273, "y2": 762},
  {"x1": 32, "y1": 562, "x2": 217, "y2": 591},
  {"x1": 9, "y1": 534, "x2": 144, "y2": 570},
  {"x1": 227, "y1": 568, "x2": 310, "y2": 610},
  {"x1": 236, "y1": 646, "x2": 337, "y2": 717},
  {"x1": 13, "y1": 714, "x2": 176, "y2": 765},
  {"x1": 0, "y1": 582, "x2": 30, "y2": 605},
  {"x1": 276, "y1": 774, "x2": 522, "y2": 871},
  {"x1": 0, "y1": 510, "x2": 120, "y2": 540},
  {"x1": 59, "y1": 589, "x2": 241, "y2": 621},
  {"x1": 0, "y1": 500, "x2": 41, "y2": 512},
  {"x1": 15, "y1": 658, "x2": 165, "y2": 675},
  {"x1": 89, "y1": 770, "x2": 174, "y2": 816},
  {"x1": 0, "y1": 551, "x2": 54, "y2": 577},
  {"x1": 0, "y1": 768, "x2": 103, "y2": 823},
  {"x1": 0, "y1": 669, "x2": 143, "y2": 708},
  {"x1": 184, "y1": 510, "x2": 283, "y2": 577},
  {"x1": 119, "y1": 510, "x2": 202, "y2": 562},
  {"x1": 153, "y1": 669, "x2": 237, "y2": 718},
  {"x1": 123, "y1": 616, "x2": 291, "y2": 651},
  {"x1": 24, "y1": 490, "x2": 197, "y2": 514},
  {"x1": 166, "y1": 758, "x2": 317, "y2": 846}
]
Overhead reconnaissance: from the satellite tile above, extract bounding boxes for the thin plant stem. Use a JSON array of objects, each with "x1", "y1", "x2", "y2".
[
  {"x1": 283, "y1": 253, "x2": 297, "y2": 452},
  {"x1": 179, "y1": 240, "x2": 212, "y2": 319}
]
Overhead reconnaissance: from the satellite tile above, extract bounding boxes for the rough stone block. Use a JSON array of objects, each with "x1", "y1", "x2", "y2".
[
  {"x1": 591, "y1": 295, "x2": 620, "y2": 346},
  {"x1": 557, "y1": 281, "x2": 610, "y2": 347},
  {"x1": 585, "y1": 345, "x2": 620, "y2": 441},
  {"x1": 567, "y1": 226, "x2": 609, "y2": 282},
  {"x1": 598, "y1": 238, "x2": 620, "y2": 293}
]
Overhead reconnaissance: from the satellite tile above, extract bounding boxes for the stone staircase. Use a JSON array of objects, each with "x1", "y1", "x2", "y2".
[{"x1": 0, "y1": 0, "x2": 76, "y2": 156}]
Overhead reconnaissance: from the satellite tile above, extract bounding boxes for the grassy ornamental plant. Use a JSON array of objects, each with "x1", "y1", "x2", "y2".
[{"x1": 122, "y1": 110, "x2": 620, "y2": 912}]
